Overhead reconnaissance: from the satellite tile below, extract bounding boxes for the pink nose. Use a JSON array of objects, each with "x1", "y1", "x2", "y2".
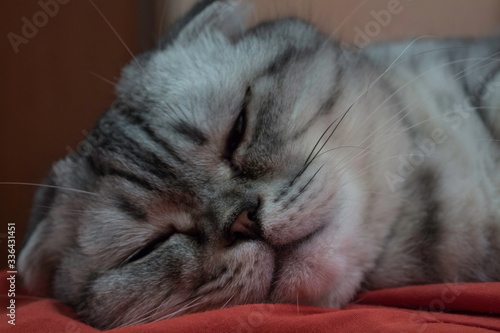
[{"x1": 228, "y1": 208, "x2": 261, "y2": 245}]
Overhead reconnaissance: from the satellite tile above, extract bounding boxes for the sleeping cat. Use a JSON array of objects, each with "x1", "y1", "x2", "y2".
[{"x1": 18, "y1": 0, "x2": 500, "y2": 329}]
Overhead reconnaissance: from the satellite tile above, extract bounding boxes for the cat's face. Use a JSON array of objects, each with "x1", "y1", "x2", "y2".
[{"x1": 18, "y1": 1, "x2": 391, "y2": 329}]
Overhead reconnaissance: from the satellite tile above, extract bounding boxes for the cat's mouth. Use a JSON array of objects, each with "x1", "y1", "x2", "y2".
[
  {"x1": 265, "y1": 223, "x2": 327, "y2": 299},
  {"x1": 275, "y1": 223, "x2": 327, "y2": 249}
]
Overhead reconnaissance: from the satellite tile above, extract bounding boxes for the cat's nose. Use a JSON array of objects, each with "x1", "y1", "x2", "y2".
[{"x1": 227, "y1": 206, "x2": 261, "y2": 245}]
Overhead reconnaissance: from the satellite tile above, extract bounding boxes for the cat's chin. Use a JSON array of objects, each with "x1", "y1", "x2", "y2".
[
  {"x1": 264, "y1": 215, "x2": 363, "y2": 309},
  {"x1": 223, "y1": 239, "x2": 276, "y2": 301},
  {"x1": 266, "y1": 223, "x2": 336, "y2": 304}
]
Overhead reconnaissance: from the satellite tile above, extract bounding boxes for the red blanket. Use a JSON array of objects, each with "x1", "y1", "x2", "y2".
[{"x1": 1, "y1": 270, "x2": 499, "y2": 332}]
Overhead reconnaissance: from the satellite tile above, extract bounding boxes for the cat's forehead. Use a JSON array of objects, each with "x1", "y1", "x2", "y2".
[
  {"x1": 126, "y1": 42, "x2": 260, "y2": 100},
  {"x1": 116, "y1": 19, "x2": 326, "y2": 112},
  {"x1": 117, "y1": 47, "x2": 245, "y2": 127}
]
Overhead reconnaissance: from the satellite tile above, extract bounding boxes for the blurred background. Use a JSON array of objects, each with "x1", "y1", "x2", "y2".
[{"x1": 1, "y1": 0, "x2": 499, "y2": 267}]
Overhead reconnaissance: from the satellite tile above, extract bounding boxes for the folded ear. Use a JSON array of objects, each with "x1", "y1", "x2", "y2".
[
  {"x1": 18, "y1": 161, "x2": 72, "y2": 296},
  {"x1": 161, "y1": 0, "x2": 251, "y2": 47}
]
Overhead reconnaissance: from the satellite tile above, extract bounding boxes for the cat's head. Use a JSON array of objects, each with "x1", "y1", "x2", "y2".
[{"x1": 19, "y1": 0, "x2": 371, "y2": 329}]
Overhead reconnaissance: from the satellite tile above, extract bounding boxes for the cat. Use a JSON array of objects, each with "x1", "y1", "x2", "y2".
[{"x1": 18, "y1": 0, "x2": 500, "y2": 329}]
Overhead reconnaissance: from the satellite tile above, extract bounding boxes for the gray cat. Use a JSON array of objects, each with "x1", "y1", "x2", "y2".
[{"x1": 18, "y1": 0, "x2": 500, "y2": 329}]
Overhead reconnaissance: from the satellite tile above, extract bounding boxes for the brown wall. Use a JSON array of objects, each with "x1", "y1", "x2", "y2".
[{"x1": 0, "y1": 0, "x2": 146, "y2": 267}]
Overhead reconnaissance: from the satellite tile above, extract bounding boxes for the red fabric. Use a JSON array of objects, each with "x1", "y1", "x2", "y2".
[{"x1": 1, "y1": 270, "x2": 499, "y2": 332}]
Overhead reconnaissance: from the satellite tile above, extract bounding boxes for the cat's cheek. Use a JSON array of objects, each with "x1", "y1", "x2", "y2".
[
  {"x1": 269, "y1": 221, "x2": 364, "y2": 308},
  {"x1": 269, "y1": 224, "x2": 339, "y2": 305}
]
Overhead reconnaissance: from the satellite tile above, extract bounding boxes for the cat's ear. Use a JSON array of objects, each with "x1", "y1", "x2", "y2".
[
  {"x1": 18, "y1": 160, "x2": 73, "y2": 296},
  {"x1": 161, "y1": 0, "x2": 251, "y2": 47}
]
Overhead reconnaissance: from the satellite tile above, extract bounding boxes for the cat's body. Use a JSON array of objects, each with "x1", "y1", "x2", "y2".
[
  {"x1": 363, "y1": 38, "x2": 500, "y2": 287},
  {"x1": 18, "y1": 0, "x2": 500, "y2": 329}
]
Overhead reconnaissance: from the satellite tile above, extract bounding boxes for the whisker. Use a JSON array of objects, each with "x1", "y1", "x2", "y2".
[
  {"x1": 385, "y1": 106, "x2": 500, "y2": 136},
  {"x1": 290, "y1": 164, "x2": 325, "y2": 203},
  {"x1": 297, "y1": 17, "x2": 434, "y2": 186},
  {"x1": 32, "y1": 205, "x2": 90, "y2": 215},
  {"x1": 303, "y1": 39, "x2": 443, "y2": 173},
  {"x1": 392, "y1": 46, "x2": 471, "y2": 68},
  {"x1": 453, "y1": 57, "x2": 500, "y2": 82},
  {"x1": 90, "y1": 72, "x2": 117, "y2": 87},
  {"x1": 157, "y1": 0, "x2": 169, "y2": 44},
  {"x1": 472, "y1": 139, "x2": 500, "y2": 142},
  {"x1": 123, "y1": 257, "x2": 246, "y2": 328},
  {"x1": 292, "y1": 105, "x2": 353, "y2": 185},
  {"x1": 346, "y1": 35, "x2": 440, "y2": 111},
  {"x1": 220, "y1": 294, "x2": 235, "y2": 310},
  {"x1": 311, "y1": 103, "x2": 354, "y2": 160},
  {"x1": 118, "y1": 297, "x2": 172, "y2": 328},
  {"x1": 164, "y1": 289, "x2": 215, "y2": 314},
  {"x1": 0, "y1": 182, "x2": 98, "y2": 196},
  {"x1": 354, "y1": 56, "x2": 498, "y2": 144},
  {"x1": 303, "y1": 115, "x2": 341, "y2": 166},
  {"x1": 341, "y1": 55, "x2": 500, "y2": 171},
  {"x1": 157, "y1": 296, "x2": 204, "y2": 321},
  {"x1": 296, "y1": 104, "x2": 354, "y2": 180},
  {"x1": 328, "y1": 0, "x2": 370, "y2": 39},
  {"x1": 87, "y1": 0, "x2": 141, "y2": 68},
  {"x1": 342, "y1": 49, "x2": 500, "y2": 169},
  {"x1": 300, "y1": 164, "x2": 325, "y2": 194},
  {"x1": 118, "y1": 290, "x2": 213, "y2": 329},
  {"x1": 316, "y1": 145, "x2": 380, "y2": 159}
]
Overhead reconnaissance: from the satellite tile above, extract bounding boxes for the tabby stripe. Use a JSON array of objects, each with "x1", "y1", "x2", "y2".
[
  {"x1": 172, "y1": 120, "x2": 207, "y2": 145},
  {"x1": 390, "y1": 93, "x2": 418, "y2": 140},
  {"x1": 472, "y1": 62, "x2": 500, "y2": 140},
  {"x1": 293, "y1": 69, "x2": 343, "y2": 140},
  {"x1": 116, "y1": 195, "x2": 147, "y2": 221},
  {"x1": 448, "y1": 48, "x2": 470, "y2": 94},
  {"x1": 469, "y1": 63, "x2": 500, "y2": 108},
  {"x1": 470, "y1": 59, "x2": 500, "y2": 108},
  {"x1": 100, "y1": 122, "x2": 179, "y2": 181},
  {"x1": 251, "y1": 95, "x2": 276, "y2": 146},
  {"x1": 266, "y1": 47, "x2": 296, "y2": 75},
  {"x1": 265, "y1": 46, "x2": 317, "y2": 77},
  {"x1": 87, "y1": 155, "x2": 155, "y2": 191},
  {"x1": 319, "y1": 88, "x2": 340, "y2": 115},
  {"x1": 119, "y1": 108, "x2": 186, "y2": 165},
  {"x1": 415, "y1": 169, "x2": 441, "y2": 282}
]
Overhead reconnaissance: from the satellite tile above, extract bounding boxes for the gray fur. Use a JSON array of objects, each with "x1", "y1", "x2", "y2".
[{"x1": 18, "y1": 0, "x2": 500, "y2": 329}]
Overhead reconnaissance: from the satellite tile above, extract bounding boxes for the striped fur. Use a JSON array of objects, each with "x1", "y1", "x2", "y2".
[{"x1": 18, "y1": 1, "x2": 500, "y2": 329}]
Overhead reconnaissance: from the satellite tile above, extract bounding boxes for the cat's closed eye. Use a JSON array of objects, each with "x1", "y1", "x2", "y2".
[
  {"x1": 122, "y1": 232, "x2": 174, "y2": 265},
  {"x1": 223, "y1": 87, "x2": 251, "y2": 169}
]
